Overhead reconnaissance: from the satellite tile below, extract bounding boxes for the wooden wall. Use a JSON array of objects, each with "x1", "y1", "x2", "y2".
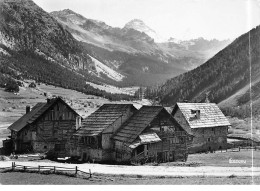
[
  {"x1": 15, "y1": 100, "x2": 78, "y2": 155},
  {"x1": 102, "y1": 108, "x2": 135, "y2": 150},
  {"x1": 114, "y1": 113, "x2": 189, "y2": 163}
]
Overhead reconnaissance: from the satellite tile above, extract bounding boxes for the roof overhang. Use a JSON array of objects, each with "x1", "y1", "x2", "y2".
[{"x1": 129, "y1": 132, "x2": 161, "y2": 149}]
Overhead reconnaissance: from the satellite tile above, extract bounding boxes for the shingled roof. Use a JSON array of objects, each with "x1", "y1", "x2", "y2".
[
  {"x1": 8, "y1": 97, "x2": 79, "y2": 132},
  {"x1": 112, "y1": 106, "x2": 182, "y2": 146},
  {"x1": 172, "y1": 102, "x2": 231, "y2": 129},
  {"x1": 74, "y1": 104, "x2": 137, "y2": 137}
]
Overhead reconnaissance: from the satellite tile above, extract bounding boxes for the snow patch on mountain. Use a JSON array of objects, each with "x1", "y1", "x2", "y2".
[
  {"x1": 0, "y1": 47, "x2": 10, "y2": 56},
  {"x1": 124, "y1": 19, "x2": 166, "y2": 42},
  {"x1": 168, "y1": 37, "x2": 182, "y2": 44},
  {"x1": 0, "y1": 32, "x2": 16, "y2": 49},
  {"x1": 89, "y1": 55, "x2": 124, "y2": 81},
  {"x1": 86, "y1": 81, "x2": 139, "y2": 95}
]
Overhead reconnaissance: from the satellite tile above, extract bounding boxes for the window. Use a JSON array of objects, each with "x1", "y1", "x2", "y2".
[
  {"x1": 170, "y1": 137, "x2": 180, "y2": 144},
  {"x1": 84, "y1": 137, "x2": 95, "y2": 145},
  {"x1": 44, "y1": 145, "x2": 47, "y2": 149},
  {"x1": 53, "y1": 129, "x2": 58, "y2": 137},
  {"x1": 179, "y1": 137, "x2": 184, "y2": 144},
  {"x1": 50, "y1": 110, "x2": 54, "y2": 120},
  {"x1": 207, "y1": 138, "x2": 211, "y2": 142}
]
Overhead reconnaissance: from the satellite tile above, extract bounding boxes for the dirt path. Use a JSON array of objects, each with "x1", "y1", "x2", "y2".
[{"x1": 1, "y1": 160, "x2": 260, "y2": 177}]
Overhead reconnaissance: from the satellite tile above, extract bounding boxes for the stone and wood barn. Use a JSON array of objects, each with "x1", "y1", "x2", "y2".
[
  {"x1": 112, "y1": 106, "x2": 193, "y2": 163},
  {"x1": 69, "y1": 104, "x2": 137, "y2": 162},
  {"x1": 171, "y1": 102, "x2": 231, "y2": 153},
  {"x1": 7, "y1": 97, "x2": 80, "y2": 157}
]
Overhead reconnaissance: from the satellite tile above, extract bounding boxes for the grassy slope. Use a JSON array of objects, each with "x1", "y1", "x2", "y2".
[
  {"x1": 187, "y1": 150, "x2": 260, "y2": 167},
  {"x1": 0, "y1": 172, "x2": 258, "y2": 184},
  {"x1": 0, "y1": 82, "x2": 150, "y2": 146}
]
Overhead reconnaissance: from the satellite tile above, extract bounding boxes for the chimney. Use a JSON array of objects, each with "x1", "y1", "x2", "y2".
[
  {"x1": 76, "y1": 116, "x2": 81, "y2": 130},
  {"x1": 205, "y1": 92, "x2": 210, "y2": 103},
  {"x1": 26, "y1": 106, "x2": 30, "y2": 114}
]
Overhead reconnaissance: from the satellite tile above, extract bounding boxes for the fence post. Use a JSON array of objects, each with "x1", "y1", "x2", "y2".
[
  {"x1": 38, "y1": 165, "x2": 40, "y2": 172},
  {"x1": 75, "y1": 166, "x2": 78, "y2": 175},
  {"x1": 24, "y1": 166, "x2": 26, "y2": 171},
  {"x1": 89, "y1": 169, "x2": 91, "y2": 178},
  {"x1": 12, "y1": 162, "x2": 14, "y2": 170},
  {"x1": 239, "y1": 146, "x2": 240, "y2": 151},
  {"x1": 54, "y1": 166, "x2": 56, "y2": 173}
]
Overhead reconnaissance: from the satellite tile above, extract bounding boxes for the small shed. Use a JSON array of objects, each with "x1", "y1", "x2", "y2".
[
  {"x1": 172, "y1": 102, "x2": 231, "y2": 153},
  {"x1": 227, "y1": 134, "x2": 260, "y2": 147}
]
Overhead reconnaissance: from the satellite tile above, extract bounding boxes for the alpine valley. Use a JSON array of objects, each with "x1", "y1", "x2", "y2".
[
  {"x1": 0, "y1": 0, "x2": 259, "y2": 148},
  {"x1": 0, "y1": 0, "x2": 231, "y2": 96}
]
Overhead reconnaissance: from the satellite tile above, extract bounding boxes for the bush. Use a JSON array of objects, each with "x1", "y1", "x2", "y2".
[
  {"x1": 16, "y1": 81, "x2": 23, "y2": 87},
  {"x1": 29, "y1": 82, "x2": 36, "y2": 88},
  {"x1": 5, "y1": 79, "x2": 19, "y2": 93},
  {"x1": 45, "y1": 149, "x2": 57, "y2": 160}
]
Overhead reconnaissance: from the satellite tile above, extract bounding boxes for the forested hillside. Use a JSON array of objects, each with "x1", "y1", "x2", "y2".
[
  {"x1": 0, "y1": 0, "x2": 133, "y2": 101},
  {"x1": 151, "y1": 25, "x2": 260, "y2": 117}
]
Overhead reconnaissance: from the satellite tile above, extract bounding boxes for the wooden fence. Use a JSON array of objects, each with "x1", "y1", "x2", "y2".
[
  {"x1": 1, "y1": 162, "x2": 92, "y2": 178},
  {"x1": 214, "y1": 145, "x2": 260, "y2": 153}
]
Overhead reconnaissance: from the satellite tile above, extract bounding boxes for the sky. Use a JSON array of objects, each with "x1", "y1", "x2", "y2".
[{"x1": 33, "y1": 0, "x2": 260, "y2": 41}]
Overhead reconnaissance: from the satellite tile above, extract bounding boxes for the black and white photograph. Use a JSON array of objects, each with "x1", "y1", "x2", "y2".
[{"x1": 0, "y1": 0, "x2": 260, "y2": 186}]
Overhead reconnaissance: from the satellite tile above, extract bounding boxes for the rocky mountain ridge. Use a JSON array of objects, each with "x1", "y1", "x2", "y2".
[
  {"x1": 0, "y1": 0, "x2": 92, "y2": 71},
  {"x1": 0, "y1": 0, "x2": 133, "y2": 100}
]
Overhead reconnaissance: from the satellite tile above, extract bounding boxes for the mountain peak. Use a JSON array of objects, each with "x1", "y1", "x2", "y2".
[
  {"x1": 124, "y1": 19, "x2": 150, "y2": 30},
  {"x1": 124, "y1": 19, "x2": 165, "y2": 42},
  {"x1": 51, "y1": 9, "x2": 80, "y2": 17},
  {"x1": 59, "y1": 9, "x2": 77, "y2": 14}
]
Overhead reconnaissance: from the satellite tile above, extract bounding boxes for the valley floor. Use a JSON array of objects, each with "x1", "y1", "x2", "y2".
[{"x1": 1, "y1": 151, "x2": 260, "y2": 178}]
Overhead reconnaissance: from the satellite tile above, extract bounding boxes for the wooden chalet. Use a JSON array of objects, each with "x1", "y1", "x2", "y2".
[
  {"x1": 112, "y1": 106, "x2": 193, "y2": 164},
  {"x1": 172, "y1": 102, "x2": 231, "y2": 153},
  {"x1": 69, "y1": 104, "x2": 137, "y2": 162},
  {"x1": 7, "y1": 97, "x2": 80, "y2": 157}
]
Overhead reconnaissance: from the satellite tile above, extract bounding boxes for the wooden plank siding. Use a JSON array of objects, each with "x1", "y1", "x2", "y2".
[
  {"x1": 68, "y1": 104, "x2": 137, "y2": 162},
  {"x1": 9, "y1": 98, "x2": 79, "y2": 156},
  {"x1": 113, "y1": 106, "x2": 191, "y2": 163}
]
